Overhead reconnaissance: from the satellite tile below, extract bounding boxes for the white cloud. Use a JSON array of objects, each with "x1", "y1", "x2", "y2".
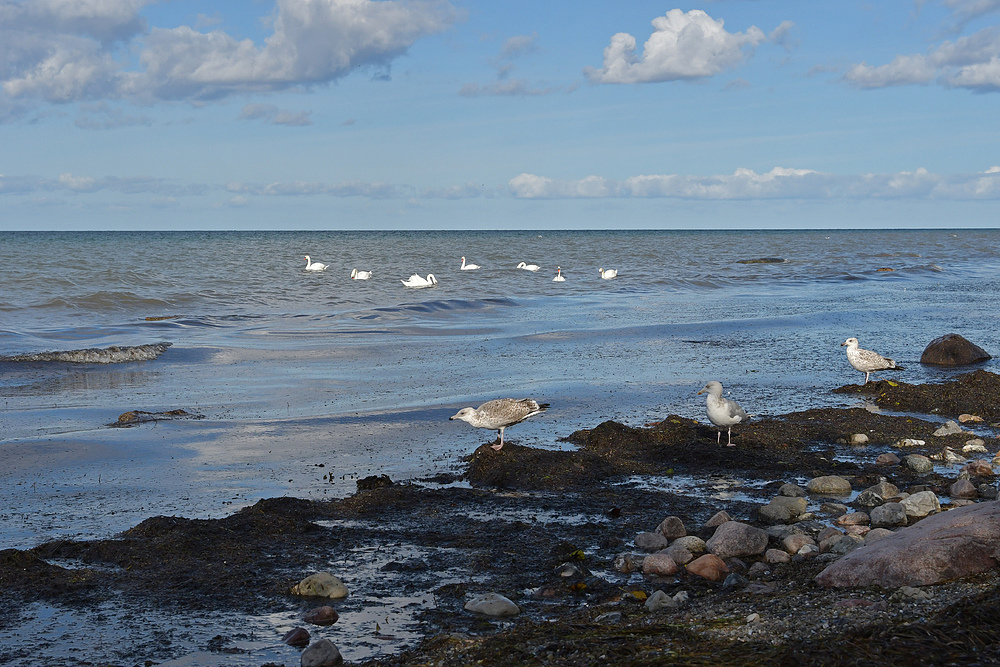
[
  {"x1": 507, "y1": 167, "x2": 1000, "y2": 200},
  {"x1": 0, "y1": 0, "x2": 461, "y2": 112},
  {"x1": 239, "y1": 103, "x2": 312, "y2": 126},
  {"x1": 584, "y1": 9, "x2": 769, "y2": 84},
  {"x1": 460, "y1": 31, "x2": 562, "y2": 97},
  {"x1": 844, "y1": 25, "x2": 1000, "y2": 91}
]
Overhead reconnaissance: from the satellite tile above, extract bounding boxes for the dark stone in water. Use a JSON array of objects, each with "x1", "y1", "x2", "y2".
[
  {"x1": 736, "y1": 257, "x2": 784, "y2": 264},
  {"x1": 357, "y1": 474, "x2": 394, "y2": 491},
  {"x1": 282, "y1": 626, "x2": 311, "y2": 647},
  {"x1": 920, "y1": 333, "x2": 991, "y2": 367},
  {"x1": 304, "y1": 605, "x2": 339, "y2": 626}
]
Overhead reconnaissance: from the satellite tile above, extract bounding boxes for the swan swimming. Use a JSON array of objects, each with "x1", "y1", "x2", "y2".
[
  {"x1": 517, "y1": 262, "x2": 540, "y2": 272},
  {"x1": 450, "y1": 398, "x2": 549, "y2": 450},
  {"x1": 401, "y1": 273, "x2": 437, "y2": 288},
  {"x1": 841, "y1": 337, "x2": 904, "y2": 384},
  {"x1": 304, "y1": 256, "x2": 328, "y2": 271},
  {"x1": 552, "y1": 267, "x2": 566, "y2": 282},
  {"x1": 697, "y1": 381, "x2": 748, "y2": 447},
  {"x1": 460, "y1": 257, "x2": 480, "y2": 271},
  {"x1": 598, "y1": 268, "x2": 617, "y2": 279},
  {"x1": 350, "y1": 269, "x2": 372, "y2": 280}
]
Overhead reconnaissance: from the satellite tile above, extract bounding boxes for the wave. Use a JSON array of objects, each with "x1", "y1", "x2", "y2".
[{"x1": 0, "y1": 342, "x2": 172, "y2": 364}]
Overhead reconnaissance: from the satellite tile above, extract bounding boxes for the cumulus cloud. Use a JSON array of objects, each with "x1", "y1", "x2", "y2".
[
  {"x1": 0, "y1": 0, "x2": 461, "y2": 114},
  {"x1": 844, "y1": 25, "x2": 1000, "y2": 91},
  {"x1": 584, "y1": 9, "x2": 776, "y2": 84},
  {"x1": 507, "y1": 167, "x2": 1000, "y2": 200}
]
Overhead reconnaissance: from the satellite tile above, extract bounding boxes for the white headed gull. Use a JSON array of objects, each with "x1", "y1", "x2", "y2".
[
  {"x1": 450, "y1": 398, "x2": 549, "y2": 450},
  {"x1": 841, "y1": 337, "x2": 903, "y2": 384},
  {"x1": 697, "y1": 381, "x2": 748, "y2": 447}
]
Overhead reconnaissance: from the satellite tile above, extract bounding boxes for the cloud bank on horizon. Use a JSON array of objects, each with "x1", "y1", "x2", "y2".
[{"x1": 2, "y1": 0, "x2": 1000, "y2": 229}]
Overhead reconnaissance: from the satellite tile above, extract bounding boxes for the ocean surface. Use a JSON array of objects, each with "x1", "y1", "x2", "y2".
[{"x1": 2, "y1": 228, "x2": 1000, "y2": 551}]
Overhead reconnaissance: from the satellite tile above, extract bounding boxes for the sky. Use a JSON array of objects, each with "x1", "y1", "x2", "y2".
[{"x1": 1, "y1": 0, "x2": 1000, "y2": 230}]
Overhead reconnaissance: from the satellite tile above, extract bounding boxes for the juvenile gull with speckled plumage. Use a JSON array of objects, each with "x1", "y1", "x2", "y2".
[
  {"x1": 697, "y1": 381, "x2": 748, "y2": 447},
  {"x1": 450, "y1": 398, "x2": 549, "y2": 450},
  {"x1": 841, "y1": 337, "x2": 904, "y2": 384}
]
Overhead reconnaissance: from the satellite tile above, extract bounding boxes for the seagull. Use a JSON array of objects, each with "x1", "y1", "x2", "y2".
[
  {"x1": 841, "y1": 337, "x2": 904, "y2": 384},
  {"x1": 450, "y1": 398, "x2": 549, "y2": 450},
  {"x1": 552, "y1": 267, "x2": 566, "y2": 282},
  {"x1": 460, "y1": 257, "x2": 480, "y2": 271},
  {"x1": 351, "y1": 269, "x2": 372, "y2": 280},
  {"x1": 401, "y1": 274, "x2": 437, "y2": 288},
  {"x1": 697, "y1": 381, "x2": 748, "y2": 447},
  {"x1": 598, "y1": 268, "x2": 618, "y2": 279},
  {"x1": 304, "y1": 256, "x2": 328, "y2": 271},
  {"x1": 516, "y1": 262, "x2": 540, "y2": 272}
]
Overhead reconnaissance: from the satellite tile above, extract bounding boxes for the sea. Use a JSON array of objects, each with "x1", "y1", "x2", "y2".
[{"x1": 1, "y1": 228, "x2": 999, "y2": 664}]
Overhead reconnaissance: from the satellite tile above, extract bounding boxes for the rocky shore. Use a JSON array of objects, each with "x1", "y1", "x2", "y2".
[{"x1": 5, "y1": 371, "x2": 1000, "y2": 666}]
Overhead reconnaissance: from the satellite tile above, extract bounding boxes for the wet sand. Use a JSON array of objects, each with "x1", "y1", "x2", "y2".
[{"x1": 3, "y1": 372, "x2": 1000, "y2": 665}]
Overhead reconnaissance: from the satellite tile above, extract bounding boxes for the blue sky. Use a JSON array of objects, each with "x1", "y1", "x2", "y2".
[{"x1": 1, "y1": 0, "x2": 999, "y2": 230}]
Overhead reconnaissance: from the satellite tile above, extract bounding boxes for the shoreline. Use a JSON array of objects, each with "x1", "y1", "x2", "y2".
[{"x1": 3, "y1": 371, "x2": 1000, "y2": 665}]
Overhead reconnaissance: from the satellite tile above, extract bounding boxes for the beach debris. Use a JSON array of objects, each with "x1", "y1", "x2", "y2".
[
  {"x1": 464, "y1": 592, "x2": 519, "y2": 617},
  {"x1": 301, "y1": 638, "x2": 343, "y2": 667},
  {"x1": 291, "y1": 572, "x2": 349, "y2": 599},
  {"x1": 357, "y1": 474, "x2": 394, "y2": 491}
]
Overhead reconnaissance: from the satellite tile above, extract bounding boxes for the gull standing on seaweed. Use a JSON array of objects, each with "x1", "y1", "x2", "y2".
[
  {"x1": 450, "y1": 398, "x2": 549, "y2": 450},
  {"x1": 841, "y1": 337, "x2": 904, "y2": 384},
  {"x1": 697, "y1": 381, "x2": 748, "y2": 447},
  {"x1": 304, "y1": 256, "x2": 328, "y2": 271},
  {"x1": 460, "y1": 257, "x2": 480, "y2": 271}
]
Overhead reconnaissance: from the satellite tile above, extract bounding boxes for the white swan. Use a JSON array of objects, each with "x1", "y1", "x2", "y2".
[
  {"x1": 552, "y1": 267, "x2": 566, "y2": 282},
  {"x1": 460, "y1": 257, "x2": 480, "y2": 271},
  {"x1": 304, "y1": 255, "x2": 328, "y2": 271},
  {"x1": 517, "y1": 262, "x2": 540, "y2": 272},
  {"x1": 401, "y1": 273, "x2": 438, "y2": 288},
  {"x1": 598, "y1": 267, "x2": 618, "y2": 279},
  {"x1": 350, "y1": 269, "x2": 372, "y2": 280}
]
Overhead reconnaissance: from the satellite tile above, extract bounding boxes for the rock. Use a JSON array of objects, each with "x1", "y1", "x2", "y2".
[
  {"x1": 798, "y1": 543, "x2": 820, "y2": 557},
  {"x1": 642, "y1": 553, "x2": 679, "y2": 577},
  {"x1": 806, "y1": 475, "x2": 852, "y2": 497},
  {"x1": 464, "y1": 593, "x2": 520, "y2": 617},
  {"x1": 656, "y1": 516, "x2": 687, "y2": 540},
  {"x1": 644, "y1": 589, "x2": 678, "y2": 612},
  {"x1": 303, "y1": 606, "x2": 339, "y2": 626},
  {"x1": 356, "y1": 474, "x2": 393, "y2": 491},
  {"x1": 747, "y1": 561, "x2": 771, "y2": 579},
  {"x1": 920, "y1": 334, "x2": 991, "y2": 367},
  {"x1": 705, "y1": 521, "x2": 769, "y2": 558},
  {"x1": 292, "y1": 573, "x2": 349, "y2": 599},
  {"x1": 949, "y1": 478, "x2": 978, "y2": 499},
  {"x1": 671, "y1": 536, "x2": 707, "y2": 554},
  {"x1": 703, "y1": 511, "x2": 732, "y2": 530},
  {"x1": 781, "y1": 534, "x2": 816, "y2": 555},
  {"x1": 764, "y1": 548, "x2": 791, "y2": 564},
  {"x1": 865, "y1": 528, "x2": 894, "y2": 544},
  {"x1": 595, "y1": 611, "x2": 622, "y2": 624},
  {"x1": 963, "y1": 459, "x2": 995, "y2": 476},
  {"x1": 301, "y1": 639, "x2": 344, "y2": 667},
  {"x1": 282, "y1": 627, "x2": 310, "y2": 648},
  {"x1": 686, "y1": 554, "x2": 729, "y2": 582},
  {"x1": 612, "y1": 553, "x2": 644, "y2": 573},
  {"x1": 817, "y1": 527, "x2": 844, "y2": 542},
  {"x1": 959, "y1": 414, "x2": 985, "y2": 423},
  {"x1": 819, "y1": 502, "x2": 849, "y2": 516},
  {"x1": 895, "y1": 585, "x2": 933, "y2": 601},
  {"x1": 855, "y1": 481, "x2": 900, "y2": 507},
  {"x1": 662, "y1": 544, "x2": 694, "y2": 565},
  {"x1": 936, "y1": 447, "x2": 967, "y2": 463},
  {"x1": 876, "y1": 452, "x2": 901, "y2": 466},
  {"x1": 933, "y1": 421, "x2": 965, "y2": 437},
  {"x1": 758, "y1": 496, "x2": 808, "y2": 524},
  {"x1": 851, "y1": 433, "x2": 870, "y2": 445},
  {"x1": 844, "y1": 525, "x2": 871, "y2": 537},
  {"x1": 834, "y1": 512, "x2": 870, "y2": 526},
  {"x1": 815, "y1": 502, "x2": 1000, "y2": 588},
  {"x1": 870, "y1": 502, "x2": 908, "y2": 528},
  {"x1": 900, "y1": 490, "x2": 941, "y2": 518},
  {"x1": 964, "y1": 440, "x2": 988, "y2": 453},
  {"x1": 635, "y1": 532, "x2": 670, "y2": 551},
  {"x1": 979, "y1": 484, "x2": 999, "y2": 500},
  {"x1": 737, "y1": 257, "x2": 784, "y2": 264},
  {"x1": 897, "y1": 439, "x2": 926, "y2": 448},
  {"x1": 721, "y1": 573, "x2": 749, "y2": 590},
  {"x1": 904, "y1": 454, "x2": 935, "y2": 474},
  {"x1": 827, "y1": 535, "x2": 864, "y2": 555},
  {"x1": 778, "y1": 482, "x2": 807, "y2": 497}
]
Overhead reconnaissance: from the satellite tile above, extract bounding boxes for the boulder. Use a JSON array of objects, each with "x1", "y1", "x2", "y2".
[
  {"x1": 301, "y1": 639, "x2": 343, "y2": 667},
  {"x1": 656, "y1": 516, "x2": 687, "y2": 540},
  {"x1": 806, "y1": 476, "x2": 853, "y2": 497},
  {"x1": 855, "y1": 481, "x2": 900, "y2": 507},
  {"x1": 464, "y1": 593, "x2": 519, "y2": 617},
  {"x1": 303, "y1": 606, "x2": 339, "y2": 626},
  {"x1": 778, "y1": 483, "x2": 807, "y2": 497},
  {"x1": 920, "y1": 334, "x2": 991, "y2": 367},
  {"x1": 642, "y1": 554, "x2": 679, "y2": 577},
  {"x1": 635, "y1": 532, "x2": 670, "y2": 551},
  {"x1": 705, "y1": 521, "x2": 768, "y2": 559},
  {"x1": 671, "y1": 536, "x2": 707, "y2": 554},
  {"x1": 644, "y1": 589, "x2": 678, "y2": 612},
  {"x1": 815, "y1": 501, "x2": 1000, "y2": 588},
  {"x1": 900, "y1": 491, "x2": 941, "y2": 518},
  {"x1": 876, "y1": 453, "x2": 901, "y2": 466},
  {"x1": 686, "y1": 554, "x2": 729, "y2": 582},
  {"x1": 781, "y1": 534, "x2": 816, "y2": 554},
  {"x1": 758, "y1": 496, "x2": 807, "y2": 524},
  {"x1": 292, "y1": 572, "x2": 349, "y2": 599},
  {"x1": 662, "y1": 544, "x2": 694, "y2": 565},
  {"x1": 950, "y1": 478, "x2": 978, "y2": 499},
  {"x1": 703, "y1": 511, "x2": 732, "y2": 530},
  {"x1": 964, "y1": 459, "x2": 995, "y2": 477},
  {"x1": 904, "y1": 454, "x2": 934, "y2": 474},
  {"x1": 870, "y1": 502, "x2": 907, "y2": 528},
  {"x1": 765, "y1": 548, "x2": 791, "y2": 564}
]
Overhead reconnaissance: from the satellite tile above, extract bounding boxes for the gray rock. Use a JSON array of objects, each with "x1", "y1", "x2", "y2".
[
  {"x1": 950, "y1": 478, "x2": 978, "y2": 499},
  {"x1": 828, "y1": 535, "x2": 864, "y2": 555},
  {"x1": 764, "y1": 548, "x2": 791, "y2": 564},
  {"x1": 635, "y1": 532, "x2": 670, "y2": 551},
  {"x1": 703, "y1": 510, "x2": 732, "y2": 530},
  {"x1": 612, "y1": 553, "x2": 644, "y2": 573},
  {"x1": 464, "y1": 593, "x2": 519, "y2": 617},
  {"x1": 920, "y1": 333, "x2": 991, "y2": 366},
  {"x1": 662, "y1": 543, "x2": 694, "y2": 565},
  {"x1": 876, "y1": 452, "x2": 901, "y2": 466},
  {"x1": 979, "y1": 484, "x2": 999, "y2": 500},
  {"x1": 706, "y1": 521, "x2": 768, "y2": 558},
  {"x1": 747, "y1": 561, "x2": 771, "y2": 579},
  {"x1": 670, "y1": 536, "x2": 707, "y2": 554},
  {"x1": 933, "y1": 420, "x2": 964, "y2": 437},
  {"x1": 819, "y1": 502, "x2": 849, "y2": 516},
  {"x1": 778, "y1": 482, "x2": 807, "y2": 497},
  {"x1": 806, "y1": 475, "x2": 852, "y2": 497},
  {"x1": 856, "y1": 480, "x2": 900, "y2": 507},
  {"x1": 781, "y1": 534, "x2": 816, "y2": 554},
  {"x1": 644, "y1": 589, "x2": 678, "y2": 612},
  {"x1": 870, "y1": 502, "x2": 908, "y2": 528},
  {"x1": 865, "y1": 528, "x2": 894, "y2": 544},
  {"x1": 898, "y1": 438, "x2": 926, "y2": 448},
  {"x1": 900, "y1": 491, "x2": 940, "y2": 518},
  {"x1": 904, "y1": 454, "x2": 934, "y2": 474},
  {"x1": 292, "y1": 572, "x2": 349, "y2": 599},
  {"x1": 656, "y1": 516, "x2": 687, "y2": 540},
  {"x1": 851, "y1": 433, "x2": 870, "y2": 445},
  {"x1": 816, "y1": 501, "x2": 1000, "y2": 588},
  {"x1": 301, "y1": 639, "x2": 344, "y2": 667}
]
